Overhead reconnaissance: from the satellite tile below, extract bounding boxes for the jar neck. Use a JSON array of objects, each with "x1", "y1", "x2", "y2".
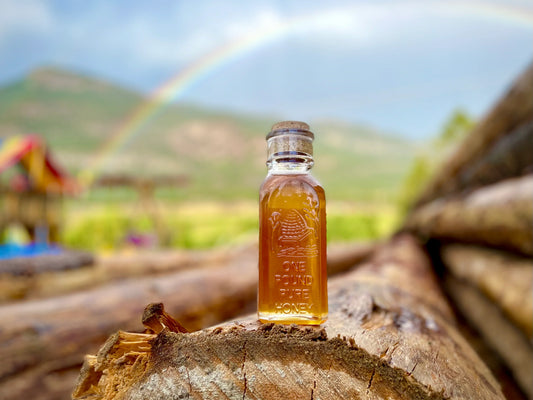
[
  {"x1": 267, "y1": 156, "x2": 314, "y2": 174},
  {"x1": 266, "y1": 133, "x2": 314, "y2": 174}
]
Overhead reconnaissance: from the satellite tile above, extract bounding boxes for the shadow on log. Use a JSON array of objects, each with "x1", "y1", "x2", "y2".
[{"x1": 73, "y1": 235, "x2": 503, "y2": 400}]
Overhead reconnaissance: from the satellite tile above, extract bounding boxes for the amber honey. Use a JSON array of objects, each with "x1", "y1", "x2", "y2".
[{"x1": 258, "y1": 121, "x2": 327, "y2": 325}]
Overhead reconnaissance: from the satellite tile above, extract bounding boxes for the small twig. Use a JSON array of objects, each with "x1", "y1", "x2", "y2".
[{"x1": 142, "y1": 302, "x2": 189, "y2": 333}]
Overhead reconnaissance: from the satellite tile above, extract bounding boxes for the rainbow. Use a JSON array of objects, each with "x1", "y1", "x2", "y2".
[
  {"x1": 82, "y1": 1, "x2": 533, "y2": 186},
  {"x1": 81, "y1": 17, "x2": 294, "y2": 185}
]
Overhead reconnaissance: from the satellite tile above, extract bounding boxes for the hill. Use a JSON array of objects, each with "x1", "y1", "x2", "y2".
[{"x1": 0, "y1": 67, "x2": 416, "y2": 202}]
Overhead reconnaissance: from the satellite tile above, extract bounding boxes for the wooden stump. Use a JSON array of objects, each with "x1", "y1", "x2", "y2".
[{"x1": 73, "y1": 235, "x2": 503, "y2": 400}]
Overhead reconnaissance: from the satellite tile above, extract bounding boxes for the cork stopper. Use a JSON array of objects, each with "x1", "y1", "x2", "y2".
[
  {"x1": 266, "y1": 121, "x2": 314, "y2": 161},
  {"x1": 267, "y1": 121, "x2": 314, "y2": 140}
]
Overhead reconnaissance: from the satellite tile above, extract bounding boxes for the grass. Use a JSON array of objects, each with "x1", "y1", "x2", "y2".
[{"x1": 62, "y1": 199, "x2": 400, "y2": 251}]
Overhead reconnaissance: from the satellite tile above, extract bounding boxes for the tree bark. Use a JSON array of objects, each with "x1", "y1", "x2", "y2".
[
  {"x1": 73, "y1": 235, "x2": 503, "y2": 400},
  {"x1": 405, "y1": 175, "x2": 533, "y2": 255},
  {"x1": 414, "y1": 61, "x2": 533, "y2": 207},
  {"x1": 445, "y1": 276, "x2": 533, "y2": 398},
  {"x1": 440, "y1": 243, "x2": 533, "y2": 338},
  {"x1": 0, "y1": 242, "x2": 374, "y2": 400}
]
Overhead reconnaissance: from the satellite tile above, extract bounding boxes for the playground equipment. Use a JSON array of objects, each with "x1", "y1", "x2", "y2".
[{"x1": 0, "y1": 135, "x2": 78, "y2": 245}]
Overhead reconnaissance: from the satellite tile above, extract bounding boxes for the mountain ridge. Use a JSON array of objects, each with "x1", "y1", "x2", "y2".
[{"x1": 0, "y1": 66, "x2": 416, "y2": 201}]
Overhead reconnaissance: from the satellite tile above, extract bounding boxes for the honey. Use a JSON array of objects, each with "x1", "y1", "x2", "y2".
[{"x1": 258, "y1": 121, "x2": 327, "y2": 324}]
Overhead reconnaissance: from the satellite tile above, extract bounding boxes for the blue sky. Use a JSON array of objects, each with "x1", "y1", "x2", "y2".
[{"x1": 0, "y1": 0, "x2": 532, "y2": 139}]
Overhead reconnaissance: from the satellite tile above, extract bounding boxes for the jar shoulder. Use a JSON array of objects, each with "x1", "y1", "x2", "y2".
[{"x1": 260, "y1": 173, "x2": 325, "y2": 201}]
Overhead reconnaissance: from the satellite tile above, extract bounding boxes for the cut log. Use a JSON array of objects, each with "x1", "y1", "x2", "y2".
[
  {"x1": 440, "y1": 243, "x2": 533, "y2": 338},
  {"x1": 0, "y1": 242, "x2": 375, "y2": 400},
  {"x1": 414, "y1": 61, "x2": 533, "y2": 207},
  {"x1": 445, "y1": 276, "x2": 533, "y2": 398},
  {"x1": 457, "y1": 119, "x2": 533, "y2": 192},
  {"x1": 405, "y1": 175, "x2": 533, "y2": 255},
  {"x1": 73, "y1": 235, "x2": 503, "y2": 400}
]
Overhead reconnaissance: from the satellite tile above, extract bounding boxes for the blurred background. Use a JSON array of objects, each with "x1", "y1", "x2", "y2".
[
  {"x1": 0, "y1": 0, "x2": 531, "y2": 251},
  {"x1": 0, "y1": 1, "x2": 532, "y2": 399}
]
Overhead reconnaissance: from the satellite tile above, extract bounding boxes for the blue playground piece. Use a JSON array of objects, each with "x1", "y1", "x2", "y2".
[{"x1": 0, "y1": 243, "x2": 63, "y2": 260}]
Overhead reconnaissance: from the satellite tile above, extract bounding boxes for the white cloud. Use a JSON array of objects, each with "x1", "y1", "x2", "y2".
[
  {"x1": 131, "y1": 7, "x2": 287, "y2": 65},
  {"x1": 0, "y1": 0, "x2": 54, "y2": 41},
  {"x1": 1, "y1": 0, "x2": 531, "y2": 91}
]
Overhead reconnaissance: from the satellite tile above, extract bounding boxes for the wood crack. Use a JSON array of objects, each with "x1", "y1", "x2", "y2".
[
  {"x1": 186, "y1": 356, "x2": 191, "y2": 399},
  {"x1": 241, "y1": 340, "x2": 248, "y2": 400},
  {"x1": 367, "y1": 369, "x2": 376, "y2": 391},
  {"x1": 310, "y1": 364, "x2": 319, "y2": 400},
  {"x1": 408, "y1": 360, "x2": 419, "y2": 376}
]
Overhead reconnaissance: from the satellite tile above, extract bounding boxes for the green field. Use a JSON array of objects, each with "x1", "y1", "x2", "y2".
[{"x1": 62, "y1": 198, "x2": 399, "y2": 251}]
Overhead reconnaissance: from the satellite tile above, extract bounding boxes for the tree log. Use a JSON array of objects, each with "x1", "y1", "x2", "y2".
[
  {"x1": 0, "y1": 242, "x2": 374, "y2": 303},
  {"x1": 0, "y1": 246, "x2": 257, "y2": 382},
  {"x1": 440, "y1": 243, "x2": 533, "y2": 338},
  {"x1": 457, "y1": 119, "x2": 533, "y2": 192},
  {"x1": 0, "y1": 250, "x2": 95, "y2": 301},
  {"x1": 0, "y1": 242, "x2": 374, "y2": 400},
  {"x1": 0, "y1": 250, "x2": 94, "y2": 275},
  {"x1": 405, "y1": 175, "x2": 533, "y2": 255},
  {"x1": 414, "y1": 61, "x2": 533, "y2": 207},
  {"x1": 445, "y1": 276, "x2": 533, "y2": 398},
  {"x1": 73, "y1": 235, "x2": 503, "y2": 400},
  {"x1": 325, "y1": 240, "x2": 376, "y2": 276},
  {"x1": 0, "y1": 245, "x2": 242, "y2": 302},
  {"x1": 451, "y1": 312, "x2": 529, "y2": 400}
]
